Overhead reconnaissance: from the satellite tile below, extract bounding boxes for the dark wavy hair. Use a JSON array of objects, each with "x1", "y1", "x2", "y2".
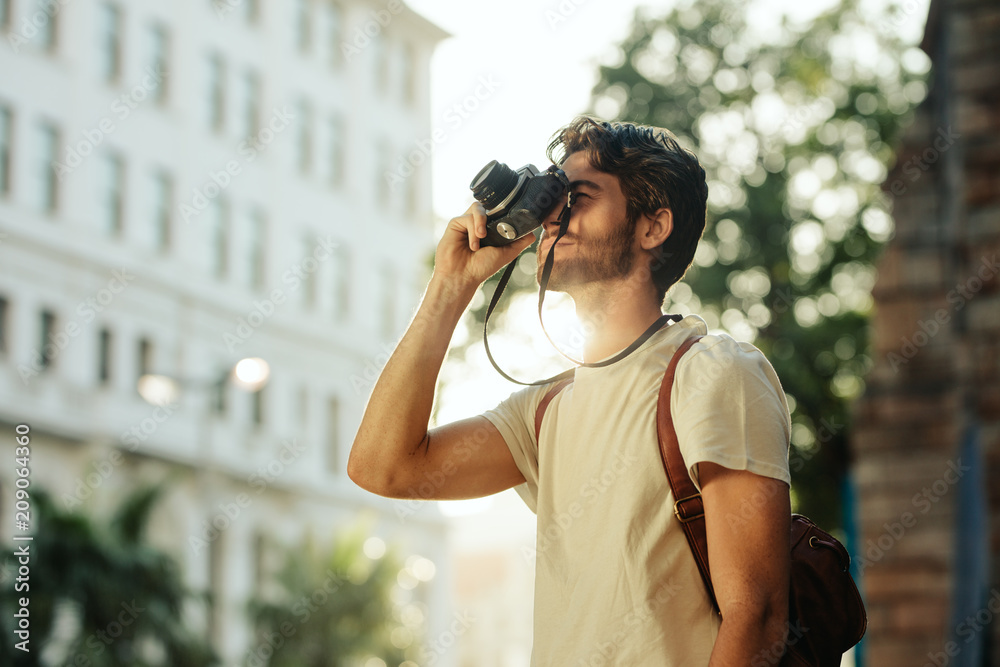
[{"x1": 546, "y1": 116, "x2": 708, "y2": 302}]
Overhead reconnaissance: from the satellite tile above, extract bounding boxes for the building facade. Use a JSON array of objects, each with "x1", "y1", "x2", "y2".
[
  {"x1": 0, "y1": 0, "x2": 451, "y2": 664},
  {"x1": 851, "y1": 0, "x2": 1000, "y2": 664}
]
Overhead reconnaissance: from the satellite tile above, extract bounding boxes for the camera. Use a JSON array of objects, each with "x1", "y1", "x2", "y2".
[{"x1": 469, "y1": 161, "x2": 569, "y2": 247}]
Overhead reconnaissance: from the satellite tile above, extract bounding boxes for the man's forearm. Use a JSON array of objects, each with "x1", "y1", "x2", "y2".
[
  {"x1": 347, "y1": 273, "x2": 476, "y2": 492},
  {"x1": 708, "y1": 606, "x2": 788, "y2": 667}
]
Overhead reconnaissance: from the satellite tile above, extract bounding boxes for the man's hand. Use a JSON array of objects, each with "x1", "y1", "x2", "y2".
[{"x1": 432, "y1": 202, "x2": 536, "y2": 293}]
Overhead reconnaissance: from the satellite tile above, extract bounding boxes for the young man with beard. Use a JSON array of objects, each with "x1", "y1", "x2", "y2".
[{"x1": 349, "y1": 116, "x2": 792, "y2": 665}]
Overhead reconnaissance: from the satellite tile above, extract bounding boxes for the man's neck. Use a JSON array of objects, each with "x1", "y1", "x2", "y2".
[{"x1": 572, "y1": 279, "x2": 665, "y2": 363}]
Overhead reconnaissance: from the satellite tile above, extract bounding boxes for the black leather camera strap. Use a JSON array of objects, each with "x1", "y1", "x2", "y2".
[{"x1": 482, "y1": 193, "x2": 682, "y2": 386}]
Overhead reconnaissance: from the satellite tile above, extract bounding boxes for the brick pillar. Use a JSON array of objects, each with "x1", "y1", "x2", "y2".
[{"x1": 851, "y1": 0, "x2": 1000, "y2": 664}]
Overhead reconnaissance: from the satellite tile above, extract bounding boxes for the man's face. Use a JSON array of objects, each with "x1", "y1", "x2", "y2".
[{"x1": 536, "y1": 151, "x2": 637, "y2": 291}]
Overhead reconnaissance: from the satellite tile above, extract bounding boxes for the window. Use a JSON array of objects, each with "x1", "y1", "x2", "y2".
[
  {"x1": 97, "y1": 152, "x2": 125, "y2": 236},
  {"x1": 247, "y1": 207, "x2": 266, "y2": 290},
  {"x1": 27, "y1": 0, "x2": 58, "y2": 52},
  {"x1": 371, "y1": 35, "x2": 388, "y2": 94},
  {"x1": 34, "y1": 121, "x2": 59, "y2": 213},
  {"x1": 39, "y1": 310, "x2": 56, "y2": 370},
  {"x1": 146, "y1": 24, "x2": 170, "y2": 104},
  {"x1": 0, "y1": 106, "x2": 10, "y2": 197},
  {"x1": 207, "y1": 196, "x2": 229, "y2": 278},
  {"x1": 297, "y1": 384, "x2": 308, "y2": 426},
  {"x1": 406, "y1": 165, "x2": 420, "y2": 217},
  {"x1": 331, "y1": 246, "x2": 349, "y2": 321},
  {"x1": 150, "y1": 170, "x2": 173, "y2": 251},
  {"x1": 375, "y1": 140, "x2": 392, "y2": 208},
  {"x1": 296, "y1": 98, "x2": 312, "y2": 174},
  {"x1": 237, "y1": 70, "x2": 260, "y2": 140},
  {"x1": 325, "y1": 2, "x2": 342, "y2": 68},
  {"x1": 326, "y1": 396, "x2": 340, "y2": 475},
  {"x1": 97, "y1": 3, "x2": 122, "y2": 83},
  {"x1": 324, "y1": 114, "x2": 343, "y2": 187},
  {"x1": 251, "y1": 385, "x2": 264, "y2": 427},
  {"x1": 301, "y1": 236, "x2": 317, "y2": 309},
  {"x1": 400, "y1": 43, "x2": 417, "y2": 105},
  {"x1": 0, "y1": 0, "x2": 10, "y2": 31},
  {"x1": 294, "y1": 0, "x2": 311, "y2": 53},
  {"x1": 98, "y1": 328, "x2": 112, "y2": 385},
  {"x1": 137, "y1": 337, "x2": 152, "y2": 382},
  {"x1": 207, "y1": 53, "x2": 226, "y2": 133},
  {"x1": 243, "y1": 0, "x2": 259, "y2": 22},
  {"x1": 0, "y1": 296, "x2": 9, "y2": 354},
  {"x1": 212, "y1": 375, "x2": 227, "y2": 415}
]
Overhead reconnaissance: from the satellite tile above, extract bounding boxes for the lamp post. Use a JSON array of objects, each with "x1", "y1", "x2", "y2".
[
  {"x1": 137, "y1": 357, "x2": 271, "y2": 407},
  {"x1": 135, "y1": 356, "x2": 271, "y2": 651}
]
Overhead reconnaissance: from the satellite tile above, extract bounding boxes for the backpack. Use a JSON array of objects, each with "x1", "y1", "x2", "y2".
[{"x1": 533, "y1": 334, "x2": 867, "y2": 666}]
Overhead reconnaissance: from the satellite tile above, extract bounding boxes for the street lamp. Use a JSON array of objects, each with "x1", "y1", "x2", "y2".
[{"x1": 137, "y1": 357, "x2": 271, "y2": 406}]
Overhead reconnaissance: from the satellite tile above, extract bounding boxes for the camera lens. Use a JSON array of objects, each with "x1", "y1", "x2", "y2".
[{"x1": 470, "y1": 160, "x2": 519, "y2": 210}]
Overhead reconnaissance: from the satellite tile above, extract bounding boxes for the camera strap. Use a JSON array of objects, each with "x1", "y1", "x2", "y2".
[{"x1": 482, "y1": 193, "x2": 681, "y2": 386}]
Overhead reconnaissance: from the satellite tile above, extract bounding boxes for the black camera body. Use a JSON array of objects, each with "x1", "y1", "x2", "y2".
[{"x1": 469, "y1": 161, "x2": 569, "y2": 247}]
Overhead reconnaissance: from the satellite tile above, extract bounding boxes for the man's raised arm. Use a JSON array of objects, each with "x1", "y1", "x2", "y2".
[{"x1": 347, "y1": 202, "x2": 535, "y2": 500}]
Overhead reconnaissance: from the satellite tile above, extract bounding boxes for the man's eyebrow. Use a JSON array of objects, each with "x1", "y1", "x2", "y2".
[{"x1": 569, "y1": 179, "x2": 602, "y2": 191}]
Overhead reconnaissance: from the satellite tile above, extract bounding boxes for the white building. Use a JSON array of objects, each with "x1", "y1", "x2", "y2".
[{"x1": 0, "y1": 0, "x2": 451, "y2": 664}]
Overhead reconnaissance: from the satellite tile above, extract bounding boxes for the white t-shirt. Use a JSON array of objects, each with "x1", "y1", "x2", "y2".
[{"x1": 482, "y1": 314, "x2": 792, "y2": 666}]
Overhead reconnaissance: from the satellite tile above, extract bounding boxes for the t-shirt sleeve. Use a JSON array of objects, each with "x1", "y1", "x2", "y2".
[
  {"x1": 670, "y1": 334, "x2": 792, "y2": 491},
  {"x1": 481, "y1": 383, "x2": 551, "y2": 513}
]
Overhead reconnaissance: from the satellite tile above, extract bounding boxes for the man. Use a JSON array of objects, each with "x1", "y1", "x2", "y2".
[{"x1": 349, "y1": 116, "x2": 792, "y2": 665}]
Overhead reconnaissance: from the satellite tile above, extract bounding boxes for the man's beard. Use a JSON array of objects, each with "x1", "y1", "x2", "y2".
[{"x1": 536, "y1": 216, "x2": 638, "y2": 291}]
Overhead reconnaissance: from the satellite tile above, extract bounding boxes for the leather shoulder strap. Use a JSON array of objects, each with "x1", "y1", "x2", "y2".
[
  {"x1": 534, "y1": 379, "x2": 573, "y2": 444},
  {"x1": 656, "y1": 334, "x2": 721, "y2": 614}
]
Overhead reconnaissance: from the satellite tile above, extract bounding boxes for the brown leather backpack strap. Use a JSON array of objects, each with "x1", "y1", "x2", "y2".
[
  {"x1": 534, "y1": 379, "x2": 573, "y2": 444},
  {"x1": 656, "y1": 334, "x2": 721, "y2": 614}
]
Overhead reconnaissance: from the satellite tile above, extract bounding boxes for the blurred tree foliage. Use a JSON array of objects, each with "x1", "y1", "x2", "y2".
[
  {"x1": 0, "y1": 485, "x2": 216, "y2": 666},
  {"x1": 248, "y1": 522, "x2": 425, "y2": 667},
  {"x1": 461, "y1": 0, "x2": 929, "y2": 529}
]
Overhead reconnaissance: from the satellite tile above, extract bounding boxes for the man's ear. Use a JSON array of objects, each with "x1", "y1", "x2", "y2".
[{"x1": 638, "y1": 208, "x2": 673, "y2": 250}]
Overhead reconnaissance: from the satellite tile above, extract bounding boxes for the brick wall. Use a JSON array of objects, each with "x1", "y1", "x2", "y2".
[{"x1": 850, "y1": 0, "x2": 1000, "y2": 664}]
